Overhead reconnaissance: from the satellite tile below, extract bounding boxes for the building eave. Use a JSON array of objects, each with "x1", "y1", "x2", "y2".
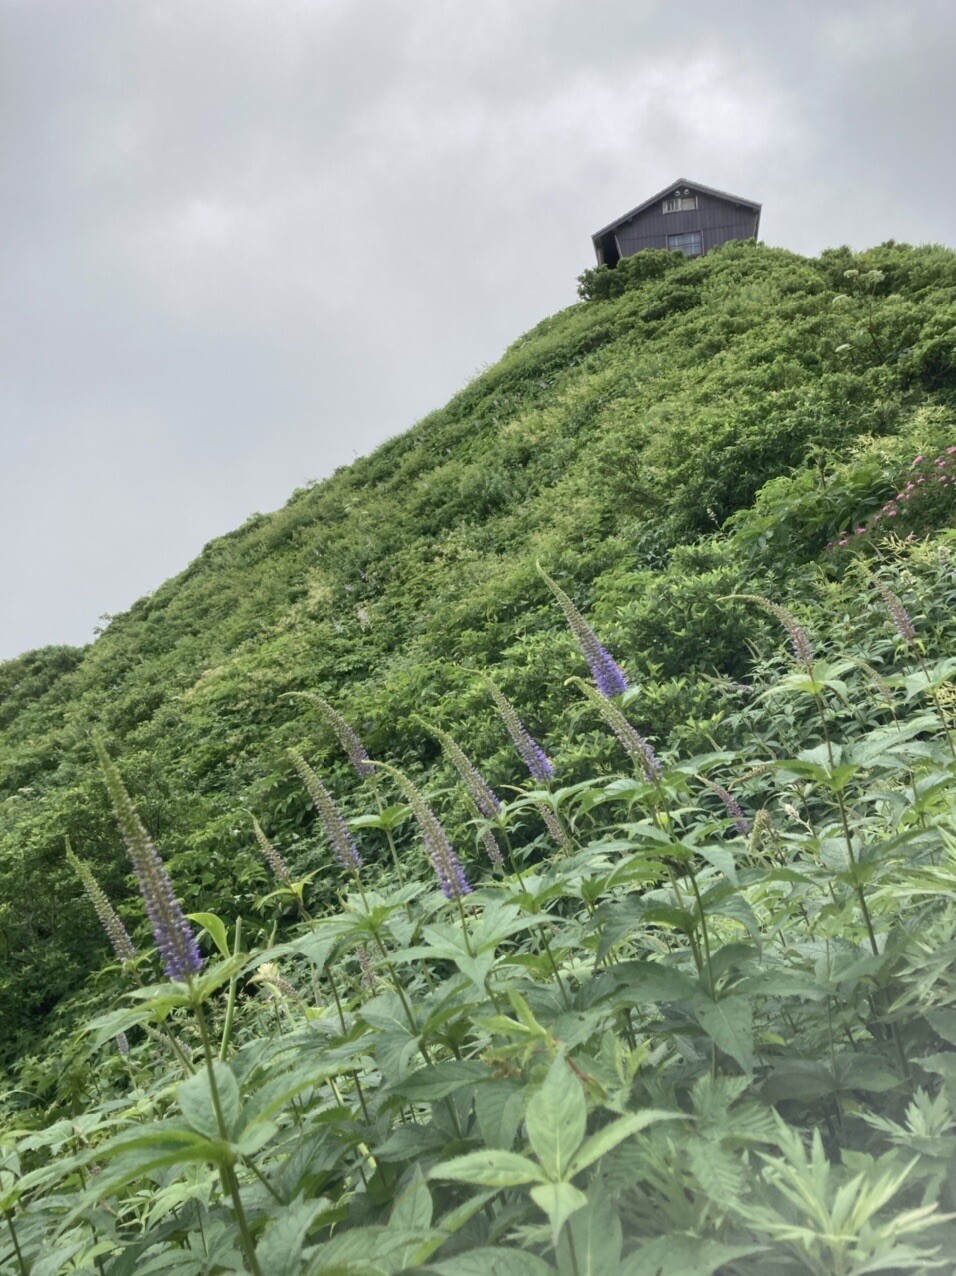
[{"x1": 591, "y1": 177, "x2": 762, "y2": 243}]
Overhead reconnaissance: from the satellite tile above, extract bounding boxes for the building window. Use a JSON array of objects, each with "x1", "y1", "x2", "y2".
[
  {"x1": 667, "y1": 231, "x2": 703, "y2": 255},
  {"x1": 663, "y1": 194, "x2": 697, "y2": 213}
]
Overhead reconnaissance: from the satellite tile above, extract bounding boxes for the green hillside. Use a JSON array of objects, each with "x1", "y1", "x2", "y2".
[{"x1": 2, "y1": 238, "x2": 956, "y2": 1272}]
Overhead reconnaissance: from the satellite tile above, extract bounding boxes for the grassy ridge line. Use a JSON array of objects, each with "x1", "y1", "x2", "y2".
[{"x1": 1, "y1": 237, "x2": 954, "y2": 1059}]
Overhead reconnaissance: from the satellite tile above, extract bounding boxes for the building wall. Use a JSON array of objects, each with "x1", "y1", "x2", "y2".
[{"x1": 612, "y1": 190, "x2": 759, "y2": 259}]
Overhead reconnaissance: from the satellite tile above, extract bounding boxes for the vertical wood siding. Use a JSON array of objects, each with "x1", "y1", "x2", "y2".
[{"x1": 604, "y1": 190, "x2": 759, "y2": 261}]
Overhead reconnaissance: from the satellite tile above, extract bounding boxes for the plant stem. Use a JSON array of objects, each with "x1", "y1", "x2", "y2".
[
  {"x1": 192, "y1": 996, "x2": 264, "y2": 1276},
  {"x1": 371, "y1": 778, "x2": 407, "y2": 888},
  {"x1": 687, "y1": 871, "x2": 715, "y2": 997},
  {"x1": 219, "y1": 917, "x2": 242, "y2": 1061},
  {"x1": 4, "y1": 1211, "x2": 26, "y2": 1276}
]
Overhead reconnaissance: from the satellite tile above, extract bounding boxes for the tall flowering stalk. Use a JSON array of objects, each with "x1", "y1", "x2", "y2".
[
  {"x1": 416, "y1": 717, "x2": 506, "y2": 871},
  {"x1": 289, "y1": 748, "x2": 363, "y2": 874},
  {"x1": 871, "y1": 576, "x2": 956, "y2": 761},
  {"x1": 372, "y1": 761, "x2": 472, "y2": 899},
  {"x1": 484, "y1": 675, "x2": 554, "y2": 783},
  {"x1": 733, "y1": 595, "x2": 815, "y2": 673},
  {"x1": 251, "y1": 817, "x2": 294, "y2": 889},
  {"x1": 480, "y1": 826, "x2": 506, "y2": 871},
  {"x1": 290, "y1": 693, "x2": 374, "y2": 778},
  {"x1": 416, "y1": 716, "x2": 501, "y2": 819},
  {"x1": 288, "y1": 691, "x2": 407, "y2": 887},
  {"x1": 93, "y1": 738, "x2": 202, "y2": 983},
  {"x1": 570, "y1": 678, "x2": 663, "y2": 781},
  {"x1": 872, "y1": 576, "x2": 918, "y2": 646},
  {"x1": 538, "y1": 563, "x2": 628, "y2": 697},
  {"x1": 535, "y1": 801, "x2": 573, "y2": 853},
  {"x1": 66, "y1": 840, "x2": 137, "y2": 963},
  {"x1": 699, "y1": 777, "x2": 750, "y2": 836}
]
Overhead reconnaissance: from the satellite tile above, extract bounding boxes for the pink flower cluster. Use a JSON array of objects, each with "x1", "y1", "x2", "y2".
[{"x1": 826, "y1": 447, "x2": 956, "y2": 551}]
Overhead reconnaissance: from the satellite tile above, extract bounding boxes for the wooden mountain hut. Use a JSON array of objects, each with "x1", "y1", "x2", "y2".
[{"x1": 592, "y1": 178, "x2": 761, "y2": 266}]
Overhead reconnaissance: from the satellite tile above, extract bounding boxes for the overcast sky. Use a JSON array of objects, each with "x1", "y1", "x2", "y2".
[{"x1": 2, "y1": 0, "x2": 953, "y2": 662}]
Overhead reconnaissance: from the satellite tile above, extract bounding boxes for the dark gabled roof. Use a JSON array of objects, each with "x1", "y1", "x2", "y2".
[{"x1": 591, "y1": 178, "x2": 762, "y2": 240}]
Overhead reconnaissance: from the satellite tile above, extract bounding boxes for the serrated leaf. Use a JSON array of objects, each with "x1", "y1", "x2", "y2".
[
  {"x1": 525, "y1": 1055, "x2": 586, "y2": 1178},
  {"x1": 567, "y1": 1110, "x2": 682, "y2": 1175},
  {"x1": 391, "y1": 1165, "x2": 432, "y2": 1230},
  {"x1": 88, "y1": 1122, "x2": 232, "y2": 1193},
  {"x1": 529, "y1": 1181, "x2": 588, "y2": 1248},
  {"x1": 687, "y1": 1141, "x2": 744, "y2": 1206},
  {"x1": 178, "y1": 1062, "x2": 240, "y2": 1140},
  {"x1": 256, "y1": 1198, "x2": 321, "y2": 1276},
  {"x1": 695, "y1": 995, "x2": 754, "y2": 1073},
  {"x1": 475, "y1": 1080, "x2": 525, "y2": 1150},
  {"x1": 391, "y1": 1059, "x2": 491, "y2": 1102},
  {"x1": 431, "y1": 1150, "x2": 544, "y2": 1187},
  {"x1": 427, "y1": 1249, "x2": 555, "y2": 1275},
  {"x1": 621, "y1": 1237, "x2": 766, "y2": 1275},
  {"x1": 606, "y1": 959, "x2": 700, "y2": 1004},
  {"x1": 556, "y1": 1190, "x2": 623, "y2": 1276},
  {"x1": 925, "y1": 1008, "x2": 956, "y2": 1048},
  {"x1": 697, "y1": 846, "x2": 737, "y2": 883}
]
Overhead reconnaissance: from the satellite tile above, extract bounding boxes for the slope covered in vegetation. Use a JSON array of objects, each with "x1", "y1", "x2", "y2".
[{"x1": 2, "y1": 238, "x2": 956, "y2": 1273}]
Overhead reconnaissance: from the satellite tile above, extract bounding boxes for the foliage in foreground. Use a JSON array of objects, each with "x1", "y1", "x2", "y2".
[{"x1": 2, "y1": 558, "x2": 956, "y2": 1273}]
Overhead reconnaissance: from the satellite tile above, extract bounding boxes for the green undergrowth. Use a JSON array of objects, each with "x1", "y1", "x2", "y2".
[
  {"x1": 3, "y1": 559, "x2": 956, "y2": 1273},
  {"x1": 1, "y1": 237, "x2": 956, "y2": 1271}
]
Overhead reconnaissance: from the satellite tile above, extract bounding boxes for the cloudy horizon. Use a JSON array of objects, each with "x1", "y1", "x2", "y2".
[{"x1": 2, "y1": 0, "x2": 953, "y2": 662}]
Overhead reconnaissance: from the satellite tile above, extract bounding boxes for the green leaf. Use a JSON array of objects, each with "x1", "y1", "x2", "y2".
[
  {"x1": 604, "y1": 959, "x2": 700, "y2": 1004},
  {"x1": 392, "y1": 1059, "x2": 491, "y2": 1102},
  {"x1": 391, "y1": 1165, "x2": 433, "y2": 1230},
  {"x1": 256, "y1": 1199, "x2": 321, "y2": 1276},
  {"x1": 695, "y1": 995, "x2": 754, "y2": 1074},
  {"x1": 349, "y1": 804, "x2": 411, "y2": 831},
  {"x1": 529, "y1": 1181, "x2": 588, "y2": 1248},
  {"x1": 525, "y1": 1055, "x2": 587, "y2": 1179},
  {"x1": 84, "y1": 1003, "x2": 156, "y2": 1052},
  {"x1": 556, "y1": 1190, "x2": 623, "y2": 1276},
  {"x1": 178, "y1": 1061, "x2": 240, "y2": 1140},
  {"x1": 697, "y1": 846, "x2": 737, "y2": 883},
  {"x1": 431, "y1": 1150, "x2": 544, "y2": 1188},
  {"x1": 621, "y1": 1237, "x2": 766, "y2": 1275},
  {"x1": 88, "y1": 1122, "x2": 232, "y2": 1193},
  {"x1": 567, "y1": 1110, "x2": 682, "y2": 1176},
  {"x1": 187, "y1": 911, "x2": 231, "y2": 959},
  {"x1": 925, "y1": 1008, "x2": 956, "y2": 1048},
  {"x1": 475, "y1": 1079, "x2": 525, "y2": 1150},
  {"x1": 427, "y1": 1249, "x2": 555, "y2": 1275}
]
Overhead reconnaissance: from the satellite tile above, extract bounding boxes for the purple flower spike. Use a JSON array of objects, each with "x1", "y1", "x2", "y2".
[
  {"x1": 535, "y1": 802, "x2": 572, "y2": 852},
  {"x1": 701, "y1": 778, "x2": 750, "y2": 837},
  {"x1": 736, "y1": 596, "x2": 815, "y2": 672},
  {"x1": 289, "y1": 749, "x2": 363, "y2": 873},
  {"x1": 297, "y1": 694, "x2": 374, "y2": 779},
  {"x1": 421, "y1": 718, "x2": 501, "y2": 819},
  {"x1": 66, "y1": 843, "x2": 137, "y2": 963},
  {"x1": 538, "y1": 564, "x2": 628, "y2": 697},
  {"x1": 572, "y1": 678, "x2": 662, "y2": 781},
  {"x1": 94, "y1": 740, "x2": 203, "y2": 983},
  {"x1": 252, "y1": 817, "x2": 294, "y2": 887},
  {"x1": 872, "y1": 577, "x2": 917, "y2": 646},
  {"x1": 484, "y1": 677, "x2": 554, "y2": 783},
  {"x1": 420, "y1": 805, "x2": 472, "y2": 900},
  {"x1": 481, "y1": 827, "x2": 506, "y2": 871},
  {"x1": 374, "y1": 762, "x2": 472, "y2": 899}
]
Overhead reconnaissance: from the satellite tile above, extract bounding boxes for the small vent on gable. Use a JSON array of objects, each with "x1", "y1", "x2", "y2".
[{"x1": 663, "y1": 194, "x2": 698, "y2": 213}]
